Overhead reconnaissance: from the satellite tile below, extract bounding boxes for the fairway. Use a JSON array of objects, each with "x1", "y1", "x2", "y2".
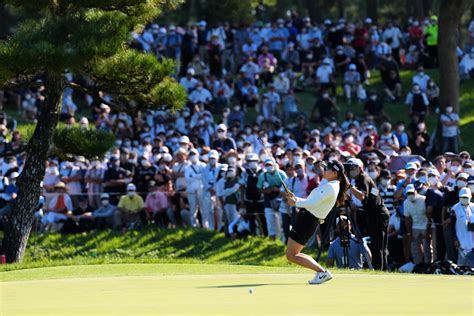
[{"x1": 1, "y1": 264, "x2": 472, "y2": 315}]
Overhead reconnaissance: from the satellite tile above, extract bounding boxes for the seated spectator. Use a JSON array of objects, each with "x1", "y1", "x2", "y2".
[
  {"x1": 326, "y1": 216, "x2": 372, "y2": 269},
  {"x1": 412, "y1": 66, "x2": 431, "y2": 92},
  {"x1": 425, "y1": 79, "x2": 440, "y2": 113},
  {"x1": 118, "y1": 183, "x2": 146, "y2": 232},
  {"x1": 405, "y1": 84, "x2": 429, "y2": 121},
  {"x1": 311, "y1": 91, "x2": 338, "y2": 125},
  {"x1": 87, "y1": 193, "x2": 119, "y2": 229},
  {"x1": 41, "y1": 182, "x2": 74, "y2": 232},
  {"x1": 315, "y1": 58, "x2": 335, "y2": 95},
  {"x1": 144, "y1": 181, "x2": 170, "y2": 227},
  {"x1": 378, "y1": 122, "x2": 399, "y2": 157},
  {"x1": 179, "y1": 68, "x2": 199, "y2": 93},
  {"x1": 188, "y1": 81, "x2": 213, "y2": 105},
  {"x1": 343, "y1": 63, "x2": 366, "y2": 103},
  {"x1": 459, "y1": 48, "x2": 474, "y2": 80},
  {"x1": 364, "y1": 91, "x2": 388, "y2": 123}
]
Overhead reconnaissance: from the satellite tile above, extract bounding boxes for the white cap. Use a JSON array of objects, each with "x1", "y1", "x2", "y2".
[
  {"x1": 246, "y1": 153, "x2": 259, "y2": 161},
  {"x1": 189, "y1": 148, "x2": 199, "y2": 156},
  {"x1": 216, "y1": 123, "x2": 227, "y2": 131},
  {"x1": 405, "y1": 184, "x2": 416, "y2": 194},
  {"x1": 160, "y1": 153, "x2": 173, "y2": 162},
  {"x1": 10, "y1": 172, "x2": 19, "y2": 179},
  {"x1": 427, "y1": 168, "x2": 440, "y2": 177},
  {"x1": 187, "y1": 68, "x2": 195, "y2": 75},
  {"x1": 347, "y1": 158, "x2": 364, "y2": 168},
  {"x1": 348, "y1": 63, "x2": 356, "y2": 70},
  {"x1": 100, "y1": 193, "x2": 110, "y2": 199},
  {"x1": 323, "y1": 58, "x2": 331, "y2": 65},
  {"x1": 459, "y1": 187, "x2": 472, "y2": 198},
  {"x1": 179, "y1": 136, "x2": 190, "y2": 144},
  {"x1": 159, "y1": 146, "x2": 169, "y2": 154},
  {"x1": 264, "y1": 158, "x2": 274, "y2": 166},
  {"x1": 127, "y1": 183, "x2": 136, "y2": 191},
  {"x1": 80, "y1": 117, "x2": 89, "y2": 125},
  {"x1": 208, "y1": 150, "x2": 219, "y2": 160},
  {"x1": 336, "y1": 215, "x2": 349, "y2": 225},
  {"x1": 405, "y1": 162, "x2": 418, "y2": 170},
  {"x1": 457, "y1": 172, "x2": 469, "y2": 180},
  {"x1": 168, "y1": 25, "x2": 176, "y2": 31},
  {"x1": 365, "y1": 17, "x2": 372, "y2": 24},
  {"x1": 198, "y1": 20, "x2": 207, "y2": 27}
]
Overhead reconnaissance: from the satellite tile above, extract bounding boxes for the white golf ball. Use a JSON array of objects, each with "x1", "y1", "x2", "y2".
[{"x1": 248, "y1": 288, "x2": 254, "y2": 294}]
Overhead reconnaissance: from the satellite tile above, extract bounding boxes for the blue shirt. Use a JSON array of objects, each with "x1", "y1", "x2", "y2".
[{"x1": 327, "y1": 236, "x2": 368, "y2": 269}]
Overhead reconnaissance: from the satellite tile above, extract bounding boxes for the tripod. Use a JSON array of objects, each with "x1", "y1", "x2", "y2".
[{"x1": 315, "y1": 206, "x2": 374, "y2": 270}]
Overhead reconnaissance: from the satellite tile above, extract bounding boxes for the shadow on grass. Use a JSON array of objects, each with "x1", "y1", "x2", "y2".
[{"x1": 197, "y1": 283, "x2": 302, "y2": 289}]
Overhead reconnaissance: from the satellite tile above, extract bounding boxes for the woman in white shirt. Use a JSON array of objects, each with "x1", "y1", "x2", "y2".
[{"x1": 287, "y1": 160, "x2": 350, "y2": 284}]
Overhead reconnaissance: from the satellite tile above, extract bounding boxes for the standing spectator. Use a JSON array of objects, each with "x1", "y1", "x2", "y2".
[
  {"x1": 425, "y1": 79, "x2": 440, "y2": 113},
  {"x1": 221, "y1": 167, "x2": 241, "y2": 232},
  {"x1": 118, "y1": 183, "x2": 146, "y2": 231},
  {"x1": 241, "y1": 153, "x2": 267, "y2": 236},
  {"x1": 257, "y1": 159, "x2": 287, "y2": 240},
  {"x1": 424, "y1": 16, "x2": 439, "y2": 68},
  {"x1": 378, "y1": 169, "x2": 396, "y2": 216},
  {"x1": 201, "y1": 150, "x2": 222, "y2": 230},
  {"x1": 346, "y1": 158, "x2": 390, "y2": 270},
  {"x1": 426, "y1": 168, "x2": 446, "y2": 261},
  {"x1": 440, "y1": 105, "x2": 460, "y2": 153},
  {"x1": 382, "y1": 22, "x2": 402, "y2": 65},
  {"x1": 60, "y1": 161, "x2": 82, "y2": 208},
  {"x1": 404, "y1": 184, "x2": 432, "y2": 264},
  {"x1": 451, "y1": 188, "x2": 474, "y2": 267},
  {"x1": 394, "y1": 121, "x2": 409, "y2": 148},
  {"x1": 405, "y1": 84, "x2": 429, "y2": 120},
  {"x1": 212, "y1": 124, "x2": 236, "y2": 152},
  {"x1": 84, "y1": 159, "x2": 105, "y2": 209},
  {"x1": 184, "y1": 149, "x2": 207, "y2": 228},
  {"x1": 315, "y1": 59, "x2": 335, "y2": 95},
  {"x1": 103, "y1": 156, "x2": 128, "y2": 204}
]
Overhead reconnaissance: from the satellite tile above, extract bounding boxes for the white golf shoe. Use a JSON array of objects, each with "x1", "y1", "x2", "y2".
[{"x1": 308, "y1": 270, "x2": 333, "y2": 285}]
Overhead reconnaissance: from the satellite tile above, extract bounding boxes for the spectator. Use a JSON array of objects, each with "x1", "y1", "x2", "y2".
[
  {"x1": 327, "y1": 216, "x2": 372, "y2": 269},
  {"x1": 343, "y1": 63, "x2": 366, "y2": 103},
  {"x1": 90, "y1": 193, "x2": 119, "y2": 229},
  {"x1": 118, "y1": 183, "x2": 146, "y2": 231},
  {"x1": 426, "y1": 168, "x2": 446, "y2": 261},
  {"x1": 451, "y1": 188, "x2": 474, "y2": 267},
  {"x1": 404, "y1": 184, "x2": 432, "y2": 264},
  {"x1": 42, "y1": 182, "x2": 73, "y2": 232},
  {"x1": 440, "y1": 105, "x2": 460, "y2": 153},
  {"x1": 144, "y1": 181, "x2": 170, "y2": 227},
  {"x1": 405, "y1": 84, "x2": 429, "y2": 120},
  {"x1": 212, "y1": 124, "x2": 236, "y2": 151}
]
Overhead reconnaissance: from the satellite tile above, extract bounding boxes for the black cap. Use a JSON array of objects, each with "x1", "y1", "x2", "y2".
[
  {"x1": 380, "y1": 169, "x2": 391, "y2": 178},
  {"x1": 327, "y1": 160, "x2": 345, "y2": 175}
]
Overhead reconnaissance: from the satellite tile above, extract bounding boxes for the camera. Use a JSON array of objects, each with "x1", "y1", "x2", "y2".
[{"x1": 468, "y1": 222, "x2": 474, "y2": 232}]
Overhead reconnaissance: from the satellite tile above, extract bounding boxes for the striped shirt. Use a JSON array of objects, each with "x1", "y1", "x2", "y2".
[{"x1": 379, "y1": 184, "x2": 396, "y2": 215}]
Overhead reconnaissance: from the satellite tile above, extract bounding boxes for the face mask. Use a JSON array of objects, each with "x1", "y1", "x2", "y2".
[
  {"x1": 217, "y1": 132, "x2": 226, "y2": 139},
  {"x1": 128, "y1": 159, "x2": 137, "y2": 165},
  {"x1": 140, "y1": 160, "x2": 148, "y2": 167},
  {"x1": 419, "y1": 188, "x2": 427, "y2": 195},
  {"x1": 227, "y1": 171, "x2": 236, "y2": 178},
  {"x1": 296, "y1": 169, "x2": 304, "y2": 176},
  {"x1": 446, "y1": 107, "x2": 453, "y2": 113},
  {"x1": 464, "y1": 168, "x2": 474, "y2": 176},
  {"x1": 127, "y1": 192, "x2": 135, "y2": 197},
  {"x1": 400, "y1": 151, "x2": 409, "y2": 156},
  {"x1": 428, "y1": 177, "x2": 438, "y2": 186},
  {"x1": 368, "y1": 171, "x2": 378, "y2": 180},
  {"x1": 344, "y1": 136, "x2": 354, "y2": 144},
  {"x1": 233, "y1": 106, "x2": 241, "y2": 112},
  {"x1": 48, "y1": 166, "x2": 58, "y2": 174},
  {"x1": 236, "y1": 141, "x2": 244, "y2": 148},
  {"x1": 418, "y1": 175, "x2": 427, "y2": 184},
  {"x1": 408, "y1": 195, "x2": 416, "y2": 202},
  {"x1": 460, "y1": 197, "x2": 470, "y2": 206},
  {"x1": 190, "y1": 155, "x2": 199, "y2": 164},
  {"x1": 469, "y1": 185, "x2": 474, "y2": 192},
  {"x1": 349, "y1": 170, "x2": 359, "y2": 178},
  {"x1": 370, "y1": 95, "x2": 377, "y2": 101},
  {"x1": 227, "y1": 157, "x2": 237, "y2": 166},
  {"x1": 248, "y1": 162, "x2": 257, "y2": 170},
  {"x1": 245, "y1": 128, "x2": 252, "y2": 135},
  {"x1": 328, "y1": 156, "x2": 337, "y2": 162},
  {"x1": 398, "y1": 126, "x2": 405, "y2": 132},
  {"x1": 349, "y1": 128, "x2": 357, "y2": 135},
  {"x1": 265, "y1": 166, "x2": 274, "y2": 173},
  {"x1": 380, "y1": 178, "x2": 389, "y2": 187},
  {"x1": 450, "y1": 165, "x2": 461, "y2": 173},
  {"x1": 456, "y1": 180, "x2": 467, "y2": 188},
  {"x1": 209, "y1": 159, "x2": 217, "y2": 167},
  {"x1": 101, "y1": 200, "x2": 109, "y2": 206}
]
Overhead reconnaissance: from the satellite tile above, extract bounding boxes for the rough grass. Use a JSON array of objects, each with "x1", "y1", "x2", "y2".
[{"x1": 1, "y1": 227, "x2": 326, "y2": 272}]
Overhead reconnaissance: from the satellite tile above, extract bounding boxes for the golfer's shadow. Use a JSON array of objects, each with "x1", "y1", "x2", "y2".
[{"x1": 198, "y1": 283, "x2": 299, "y2": 289}]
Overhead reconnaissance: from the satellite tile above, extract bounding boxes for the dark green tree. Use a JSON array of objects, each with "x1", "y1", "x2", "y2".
[{"x1": 0, "y1": 0, "x2": 186, "y2": 263}]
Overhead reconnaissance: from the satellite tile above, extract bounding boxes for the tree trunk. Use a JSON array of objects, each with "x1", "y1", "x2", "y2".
[
  {"x1": 414, "y1": 0, "x2": 425, "y2": 19},
  {"x1": 1, "y1": 73, "x2": 63, "y2": 263},
  {"x1": 366, "y1": 0, "x2": 378, "y2": 22},
  {"x1": 438, "y1": 0, "x2": 470, "y2": 112}
]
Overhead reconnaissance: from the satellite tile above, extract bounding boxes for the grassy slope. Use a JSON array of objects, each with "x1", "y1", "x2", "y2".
[{"x1": 0, "y1": 227, "x2": 306, "y2": 272}]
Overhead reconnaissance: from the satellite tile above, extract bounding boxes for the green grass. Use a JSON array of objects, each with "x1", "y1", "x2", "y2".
[
  {"x1": 1, "y1": 263, "x2": 472, "y2": 315},
  {"x1": 0, "y1": 227, "x2": 314, "y2": 272}
]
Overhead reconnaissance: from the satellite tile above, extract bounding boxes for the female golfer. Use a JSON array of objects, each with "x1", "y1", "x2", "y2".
[{"x1": 286, "y1": 160, "x2": 350, "y2": 284}]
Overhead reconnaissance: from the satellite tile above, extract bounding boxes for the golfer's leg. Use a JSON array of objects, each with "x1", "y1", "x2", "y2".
[{"x1": 286, "y1": 238, "x2": 325, "y2": 273}]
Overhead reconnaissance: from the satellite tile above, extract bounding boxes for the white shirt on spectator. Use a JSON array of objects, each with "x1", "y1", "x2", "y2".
[
  {"x1": 179, "y1": 76, "x2": 199, "y2": 92},
  {"x1": 184, "y1": 162, "x2": 205, "y2": 193},
  {"x1": 188, "y1": 88, "x2": 213, "y2": 104},
  {"x1": 316, "y1": 65, "x2": 333, "y2": 84},
  {"x1": 404, "y1": 195, "x2": 427, "y2": 230},
  {"x1": 460, "y1": 53, "x2": 474, "y2": 74},
  {"x1": 382, "y1": 27, "x2": 402, "y2": 48},
  {"x1": 452, "y1": 201, "x2": 474, "y2": 251},
  {"x1": 440, "y1": 112, "x2": 460, "y2": 138},
  {"x1": 412, "y1": 73, "x2": 431, "y2": 91}
]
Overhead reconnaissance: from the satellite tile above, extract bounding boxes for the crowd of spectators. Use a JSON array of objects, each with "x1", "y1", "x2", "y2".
[{"x1": 0, "y1": 13, "x2": 473, "y2": 269}]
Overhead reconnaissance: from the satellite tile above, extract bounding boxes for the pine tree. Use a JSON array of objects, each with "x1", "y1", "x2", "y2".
[{"x1": 0, "y1": 0, "x2": 186, "y2": 263}]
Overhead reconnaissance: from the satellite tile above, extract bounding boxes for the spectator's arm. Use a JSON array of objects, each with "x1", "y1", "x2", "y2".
[{"x1": 405, "y1": 214, "x2": 412, "y2": 235}]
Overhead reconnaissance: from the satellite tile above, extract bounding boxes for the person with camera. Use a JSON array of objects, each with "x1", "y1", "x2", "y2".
[
  {"x1": 346, "y1": 157, "x2": 390, "y2": 270},
  {"x1": 451, "y1": 188, "x2": 474, "y2": 267},
  {"x1": 257, "y1": 159, "x2": 287, "y2": 240},
  {"x1": 327, "y1": 215, "x2": 372, "y2": 269}
]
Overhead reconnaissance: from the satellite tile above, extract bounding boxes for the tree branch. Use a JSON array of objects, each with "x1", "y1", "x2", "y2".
[{"x1": 67, "y1": 81, "x2": 121, "y2": 110}]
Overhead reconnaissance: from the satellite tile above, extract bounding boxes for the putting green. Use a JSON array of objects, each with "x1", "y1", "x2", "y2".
[{"x1": 1, "y1": 264, "x2": 472, "y2": 315}]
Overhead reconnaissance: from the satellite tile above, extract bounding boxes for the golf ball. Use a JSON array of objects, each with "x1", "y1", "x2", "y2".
[{"x1": 248, "y1": 288, "x2": 254, "y2": 294}]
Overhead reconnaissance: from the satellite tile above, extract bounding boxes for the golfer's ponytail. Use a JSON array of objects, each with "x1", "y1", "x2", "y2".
[{"x1": 336, "y1": 172, "x2": 350, "y2": 207}]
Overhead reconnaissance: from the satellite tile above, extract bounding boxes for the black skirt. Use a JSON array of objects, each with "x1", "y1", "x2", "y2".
[{"x1": 288, "y1": 208, "x2": 320, "y2": 246}]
